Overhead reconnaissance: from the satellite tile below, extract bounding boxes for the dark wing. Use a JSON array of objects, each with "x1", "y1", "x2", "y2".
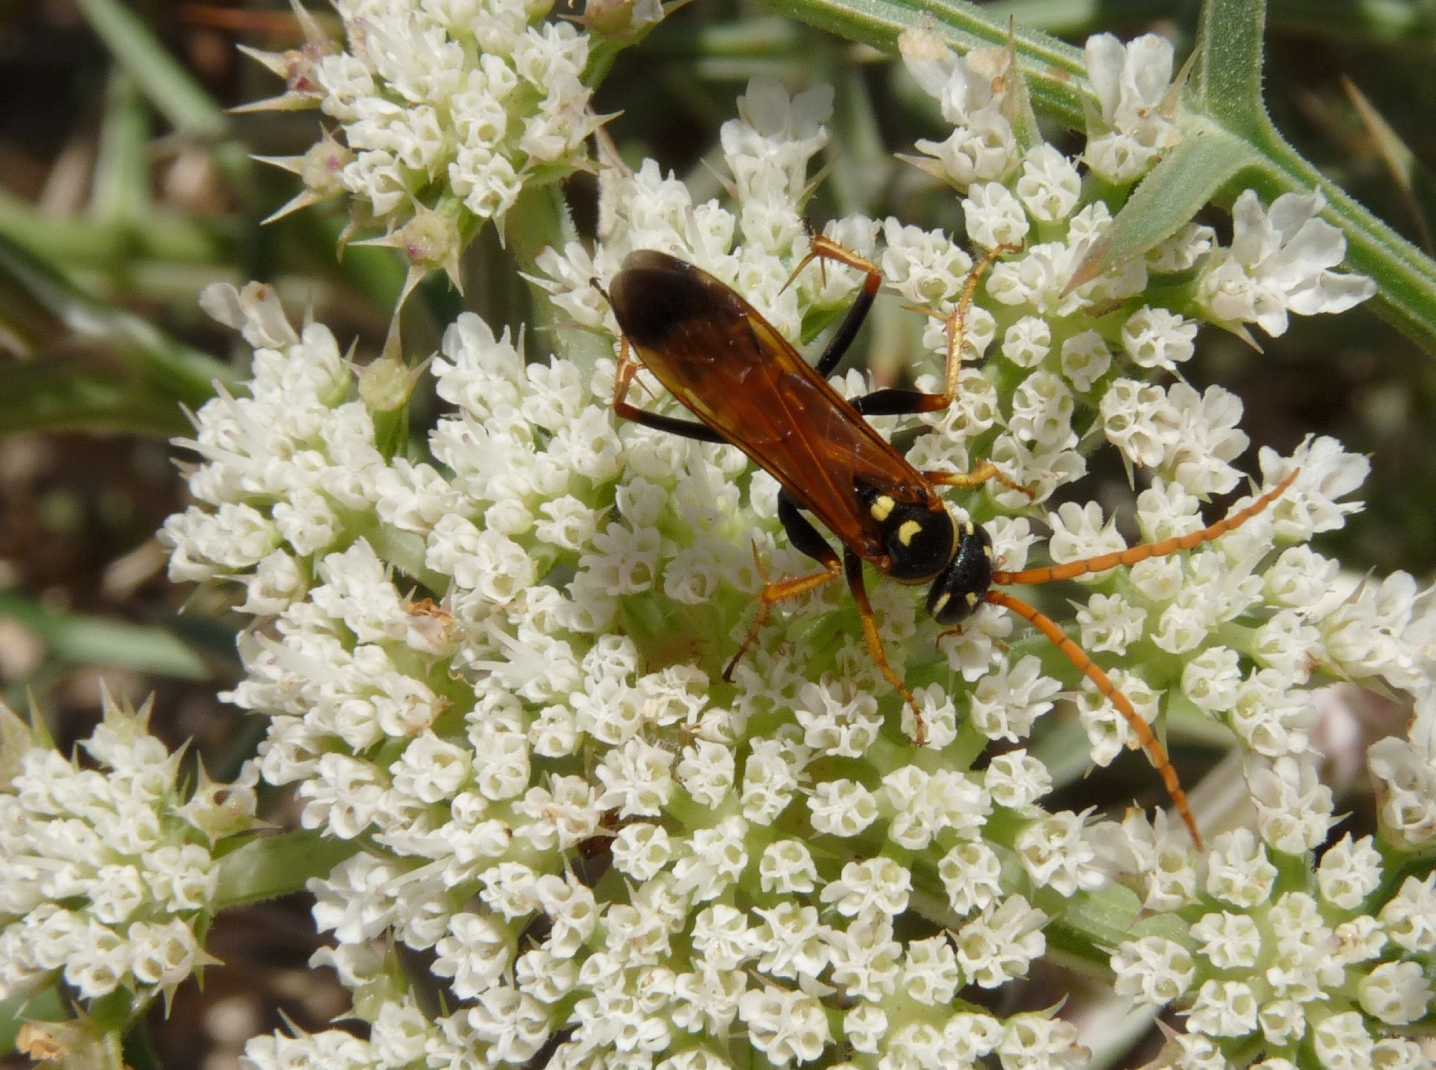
[{"x1": 610, "y1": 252, "x2": 933, "y2": 560}]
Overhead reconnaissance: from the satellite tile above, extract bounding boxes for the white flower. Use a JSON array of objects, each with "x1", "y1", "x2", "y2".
[
  {"x1": 938, "y1": 840, "x2": 1003, "y2": 917},
  {"x1": 1205, "y1": 828, "x2": 1278, "y2": 908},
  {"x1": 1016, "y1": 144, "x2": 1081, "y2": 222},
  {"x1": 1001, "y1": 316, "x2": 1052, "y2": 369},
  {"x1": 1380, "y1": 874, "x2": 1436, "y2": 954},
  {"x1": 738, "y1": 986, "x2": 831, "y2": 1066},
  {"x1": 1084, "y1": 33, "x2": 1180, "y2": 182},
  {"x1": 999, "y1": 1013, "x2": 1087, "y2": 1069},
  {"x1": 752, "y1": 903, "x2": 828, "y2": 982},
  {"x1": 882, "y1": 765, "x2": 989, "y2": 849},
  {"x1": 1368, "y1": 739, "x2": 1436, "y2": 850},
  {"x1": 1358, "y1": 962, "x2": 1432, "y2": 1026},
  {"x1": 982, "y1": 750, "x2": 1051, "y2": 812},
  {"x1": 433, "y1": 913, "x2": 512, "y2": 999},
  {"x1": 962, "y1": 181, "x2": 1030, "y2": 249},
  {"x1": 1188, "y1": 978, "x2": 1259, "y2": 1038},
  {"x1": 1101, "y1": 377, "x2": 1179, "y2": 469},
  {"x1": 157, "y1": 38, "x2": 1422, "y2": 1068},
  {"x1": 1015, "y1": 811, "x2": 1104, "y2": 897},
  {"x1": 1111, "y1": 936, "x2": 1194, "y2": 1005},
  {"x1": 967, "y1": 654, "x2": 1062, "y2": 741},
  {"x1": 1191, "y1": 911, "x2": 1262, "y2": 970},
  {"x1": 898, "y1": 29, "x2": 1018, "y2": 188},
  {"x1": 0, "y1": 697, "x2": 245, "y2": 1003},
  {"x1": 613, "y1": 823, "x2": 674, "y2": 882},
  {"x1": 953, "y1": 896, "x2": 1046, "y2": 987},
  {"x1": 1197, "y1": 191, "x2": 1376, "y2": 338},
  {"x1": 1122, "y1": 306, "x2": 1197, "y2": 371},
  {"x1": 246, "y1": 0, "x2": 620, "y2": 293},
  {"x1": 1312, "y1": 1010, "x2": 1373, "y2": 1070},
  {"x1": 825, "y1": 916, "x2": 901, "y2": 1001},
  {"x1": 1317, "y1": 834, "x2": 1383, "y2": 910},
  {"x1": 820, "y1": 858, "x2": 912, "y2": 920}
]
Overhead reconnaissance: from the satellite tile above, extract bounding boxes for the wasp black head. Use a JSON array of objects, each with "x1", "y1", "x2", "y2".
[
  {"x1": 855, "y1": 482, "x2": 956, "y2": 583},
  {"x1": 925, "y1": 520, "x2": 994, "y2": 624},
  {"x1": 609, "y1": 251, "x2": 720, "y2": 348}
]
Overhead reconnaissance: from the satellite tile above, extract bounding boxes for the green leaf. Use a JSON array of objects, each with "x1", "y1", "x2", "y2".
[
  {"x1": 0, "y1": 233, "x2": 230, "y2": 436},
  {"x1": 0, "y1": 986, "x2": 66, "y2": 1056},
  {"x1": 214, "y1": 832, "x2": 360, "y2": 908},
  {"x1": 92, "y1": 71, "x2": 152, "y2": 224},
  {"x1": 75, "y1": 0, "x2": 227, "y2": 140},
  {"x1": 0, "y1": 594, "x2": 209, "y2": 680},
  {"x1": 1069, "y1": 123, "x2": 1252, "y2": 291},
  {"x1": 0, "y1": 359, "x2": 203, "y2": 438},
  {"x1": 1045, "y1": 880, "x2": 1142, "y2": 960},
  {"x1": 1342, "y1": 77, "x2": 1434, "y2": 256}
]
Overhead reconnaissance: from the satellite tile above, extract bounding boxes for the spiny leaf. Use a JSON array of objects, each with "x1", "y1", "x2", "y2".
[{"x1": 1068, "y1": 123, "x2": 1254, "y2": 292}]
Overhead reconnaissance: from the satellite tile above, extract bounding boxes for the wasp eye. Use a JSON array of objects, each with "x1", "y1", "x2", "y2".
[{"x1": 926, "y1": 523, "x2": 993, "y2": 623}]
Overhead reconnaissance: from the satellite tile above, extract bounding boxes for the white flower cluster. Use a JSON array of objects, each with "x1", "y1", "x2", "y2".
[
  {"x1": 244, "y1": 0, "x2": 660, "y2": 287},
  {"x1": 874, "y1": 29, "x2": 1404, "y2": 780},
  {"x1": 901, "y1": 30, "x2": 1374, "y2": 345},
  {"x1": 0, "y1": 694, "x2": 257, "y2": 1005},
  {"x1": 162, "y1": 50, "x2": 1414, "y2": 1070},
  {"x1": 1111, "y1": 829, "x2": 1434, "y2": 1068}
]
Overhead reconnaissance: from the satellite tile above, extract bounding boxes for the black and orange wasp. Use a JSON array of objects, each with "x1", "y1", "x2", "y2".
[{"x1": 603, "y1": 235, "x2": 1297, "y2": 847}]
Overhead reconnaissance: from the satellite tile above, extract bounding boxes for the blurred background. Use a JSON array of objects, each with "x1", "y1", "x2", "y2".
[{"x1": 0, "y1": 1, "x2": 1432, "y2": 1067}]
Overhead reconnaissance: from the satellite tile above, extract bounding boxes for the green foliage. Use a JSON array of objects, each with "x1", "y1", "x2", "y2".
[{"x1": 775, "y1": 0, "x2": 1436, "y2": 353}]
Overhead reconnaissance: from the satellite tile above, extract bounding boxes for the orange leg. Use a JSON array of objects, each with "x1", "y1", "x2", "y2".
[
  {"x1": 935, "y1": 242, "x2": 1024, "y2": 407},
  {"x1": 986, "y1": 589, "x2": 1202, "y2": 848},
  {"x1": 722, "y1": 543, "x2": 842, "y2": 683},
  {"x1": 924, "y1": 461, "x2": 1035, "y2": 500},
  {"x1": 783, "y1": 234, "x2": 1020, "y2": 408},
  {"x1": 781, "y1": 233, "x2": 878, "y2": 294},
  {"x1": 611, "y1": 336, "x2": 727, "y2": 444},
  {"x1": 844, "y1": 550, "x2": 929, "y2": 747},
  {"x1": 993, "y1": 470, "x2": 1299, "y2": 587}
]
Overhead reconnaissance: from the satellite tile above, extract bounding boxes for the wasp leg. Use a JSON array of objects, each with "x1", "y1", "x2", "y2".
[
  {"x1": 611, "y1": 337, "x2": 727, "y2": 444},
  {"x1": 723, "y1": 492, "x2": 842, "y2": 682},
  {"x1": 851, "y1": 243, "x2": 1021, "y2": 418},
  {"x1": 923, "y1": 462, "x2": 1034, "y2": 500},
  {"x1": 782, "y1": 235, "x2": 884, "y2": 378},
  {"x1": 992, "y1": 470, "x2": 1300, "y2": 587},
  {"x1": 844, "y1": 549, "x2": 928, "y2": 747}
]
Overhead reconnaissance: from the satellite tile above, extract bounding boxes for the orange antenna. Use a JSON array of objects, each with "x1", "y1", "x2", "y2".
[
  {"x1": 994, "y1": 471, "x2": 1298, "y2": 588},
  {"x1": 983, "y1": 468, "x2": 1301, "y2": 848}
]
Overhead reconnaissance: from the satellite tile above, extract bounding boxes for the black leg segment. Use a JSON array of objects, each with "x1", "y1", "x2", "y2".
[
  {"x1": 852, "y1": 388, "x2": 950, "y2": 417},
  {"x1": 612, "y1": 402, "x2": 730, "y2": 444},
  {"x1": 815, "y1": 284, "x2": 877, "y2": 378},
  {"x1": 778, "y1": 491, "x2": 840, "y2": 569}
]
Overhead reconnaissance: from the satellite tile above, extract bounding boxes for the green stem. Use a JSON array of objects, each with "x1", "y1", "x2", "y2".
[
  {"x1": 770, "y1": 0, "x2": 1436, "y2": 353},
  {"x1": 770, "y1": 0, "x2": 1092, "y2": 127}
]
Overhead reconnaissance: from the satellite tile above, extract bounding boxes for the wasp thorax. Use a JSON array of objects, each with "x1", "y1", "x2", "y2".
[
  {"x1": 926, "y1": 521, "x2": 994, "y2": 624},
  {"x1": 855, "y1": 483, "x2": 955, "y2": 582}
]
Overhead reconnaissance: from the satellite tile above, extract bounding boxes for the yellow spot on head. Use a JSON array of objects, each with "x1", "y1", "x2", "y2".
[
  {"x1": 962, "y1": 521, "x2": 974, "y2": 537},
  {"x1": 897, "y1": 520, "x2": 923, "y2": 546},
  {"x1": 983, "y1": 544, "x2": 993, "y2": 559},
  {"x1": 870, "y1": 495, "x2": 895, "y2": 522},
  {"x1": 965, "y1": 592, "x2": 979, "y2": 607},
  {"x1": 932, "y1": 593, "x2": 950, "y2": 616}
]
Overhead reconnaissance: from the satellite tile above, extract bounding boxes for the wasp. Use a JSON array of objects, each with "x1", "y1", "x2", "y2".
[{"x1": 603, "y1": 235, "x2": 1296, "y2": 847}]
